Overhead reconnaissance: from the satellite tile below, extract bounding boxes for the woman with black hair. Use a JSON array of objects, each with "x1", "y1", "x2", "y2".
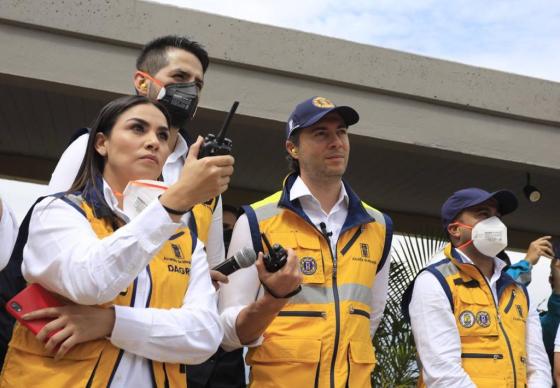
[{"x1": 1, "y1": 95, "x2": 233, "y2": 387}]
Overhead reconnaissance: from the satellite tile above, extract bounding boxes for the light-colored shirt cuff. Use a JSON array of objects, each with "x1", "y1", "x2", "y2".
[
  {"x1": 111, "y1": 305, "x2": 153, "y2": 344},
  {"x1": 220, "y1": 305, "x2": 263, "y2": 351},
  {"x1": 126, "y1": 199, "x2": 183, "y2": 255}
]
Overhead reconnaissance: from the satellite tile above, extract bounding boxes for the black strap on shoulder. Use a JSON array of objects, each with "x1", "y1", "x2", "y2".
[
  {"x1": 241, "y1": 205, "x2": 263, "y2": 254},
  {"x1": 0, "y1": 195, "x2": 48, "y2": 367},
  {"x1": 67, "y1": 127, "x2": 90, "y2": 147}
]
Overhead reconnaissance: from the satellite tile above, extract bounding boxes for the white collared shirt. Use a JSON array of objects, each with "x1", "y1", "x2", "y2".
[
  {"x1": 219, "y1": 176, "x2": 391, "y2": 350},
  {"x1": 47, "y1": 133, "x2": 225, "y2": 268},
  {"x1": 409, "y1": 251, "x2": 552, "y2": 387},
  {"x1": 23, "y1": 181, "x2": 223, "y2": 387},
  {"x1": 0, "y1": 197, "x2": 18, "y2": 270}
]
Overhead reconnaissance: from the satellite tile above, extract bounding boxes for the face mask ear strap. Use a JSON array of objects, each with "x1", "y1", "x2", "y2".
[
  {"x1": 137, "y1": 71, "x2": 165, "y2": 88},
  {"x1": 449, "y1": 222, "x2": 473, "y2": 230},
  {"x1": 457, "y1": 239, "x2": 473, "y2": 250}
]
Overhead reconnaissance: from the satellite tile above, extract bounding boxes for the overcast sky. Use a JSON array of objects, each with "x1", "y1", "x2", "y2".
[{"x1": 151, "y1": 0, "x2": 560, "y2": 82}]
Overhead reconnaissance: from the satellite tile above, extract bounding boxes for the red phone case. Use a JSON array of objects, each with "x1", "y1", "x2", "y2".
[{"x1": 6, "y1": 283, "x2": 63, "y2": 336}]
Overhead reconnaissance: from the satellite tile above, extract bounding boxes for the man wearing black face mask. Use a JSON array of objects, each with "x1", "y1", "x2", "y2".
[
  {"x1": 43, "y1": 36, "x2": 244, "y2": 386},
  {"x1": 48, "y1": 36, "x2": 227, "y2": 274}
]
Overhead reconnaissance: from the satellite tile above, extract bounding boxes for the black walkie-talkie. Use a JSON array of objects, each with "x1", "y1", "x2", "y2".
[
  {"x1": 198, "y1": 101, "x2": 239, "y2": 158},
  {"x1": 261, "y1": 233, "x2": 288, "y2": 273}
]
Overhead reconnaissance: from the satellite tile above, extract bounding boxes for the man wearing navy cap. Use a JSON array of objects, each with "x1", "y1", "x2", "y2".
[
  {"x1": 403, "y1": 188, "x2": 551, "y2": 387},
  {"x1": 219, "y1": 96, "x2": 393, "y2": 387}
]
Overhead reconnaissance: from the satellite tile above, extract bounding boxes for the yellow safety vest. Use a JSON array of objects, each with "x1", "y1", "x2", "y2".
[
  {"x1": 189, "y1": 197, "x2": 218, "y2": 247},
  {"x1": 409, "y1": 244, "x2": 529, "y2": 388},
  {"x1": 1, "y1": 193, "x2": 194, "y2": 387},
  {"x1": 242, "y1": 174, "x2": 393, "y2": 388}
]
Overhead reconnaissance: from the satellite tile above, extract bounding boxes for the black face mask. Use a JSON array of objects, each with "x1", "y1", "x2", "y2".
[{"x1": 156, "y1": 82, "x2": 199, "y2": 130}]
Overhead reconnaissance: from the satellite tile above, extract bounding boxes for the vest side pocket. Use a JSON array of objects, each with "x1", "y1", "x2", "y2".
[
  {"x1": 246, "y1": 338, "x2": 321, "y2": 388},
  {"x1": 346, "y1": 340, "x2": 375, "y2": 388}
]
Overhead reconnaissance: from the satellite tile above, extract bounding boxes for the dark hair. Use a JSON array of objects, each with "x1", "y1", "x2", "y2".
[
  {"x1": 69, "y1": 95, "x2": 171, "y2": 226},
  {"x1": 223, "y1": 204, "x2": 240, "y2": 216},
  {"x1": 136, "y1": 35, "x2": 210, "y2": 75},
  {"x1": 286, "y1": 131, "x2": 301, "y2": 174}
]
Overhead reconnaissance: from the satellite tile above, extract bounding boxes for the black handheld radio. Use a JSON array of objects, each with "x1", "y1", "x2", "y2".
[
  {"x1": 198, "y1": 101, "x2": 239, "y2": 158},
  {"x1": 261, "y1": 233, "x2": 288, "y2": 273}
]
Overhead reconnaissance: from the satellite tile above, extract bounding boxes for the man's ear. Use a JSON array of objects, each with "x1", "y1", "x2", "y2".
[
  {"x1": 447, "y1": 222, "x2": 461, "y2": 240},
  {"x1": 286, "y1": 140, "x2": 298, "y2": 159},
  {"x1": 94, "y1": 132, "x2": 108, "y2": 157},
  {"x1": 133, "y1": 71, "x2": 148, "y2": 96}
]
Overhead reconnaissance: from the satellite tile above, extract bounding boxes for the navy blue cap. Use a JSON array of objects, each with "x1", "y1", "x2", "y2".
[
  {"x1": 286, "y1": 96, "x2": 359, "y2": 138},
  {"x1": 441, "y1": 187, "x2": 518, "y2": 230}
]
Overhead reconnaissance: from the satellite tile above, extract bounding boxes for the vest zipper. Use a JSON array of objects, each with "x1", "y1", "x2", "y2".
[
  {"x1": 349, "y1": 307, "x2": 370, "y2": 319},
  {"x1": 340, "y1": 227, "x2": 362, "y2": 255},
  {"x1": 474, "y1": 266, "x2": 517, "y2": 388},
  {"x1": 320, "y1": 222, "x2": 340, "y2": 388},
  {"x1": 85, "y1": 351, "x2": 104, "y2": 387},
  {"x1": 277, "y1": 311, "x2": 326, "y2": 318},
  {"x1": 504, "y1": 289, "x2": 516, "y2": 314},
  {"x1": 108, "y1": 276, "x2": 139, "y2": 386},
  {"x1": 461, "y1": 353, "x2": 504, "y2": 359},
  {"x1": 345, "y1": 347, "x2": 351, "y2": 388}
]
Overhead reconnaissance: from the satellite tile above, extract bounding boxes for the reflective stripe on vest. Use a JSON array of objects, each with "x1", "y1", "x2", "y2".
[
  {"x1": 2, "y1": 194, "x2": 193, "y2": 387},
  {"x1": 243, "y1": 175, "x2": 392, "y2": 388},
  {"x1": 415, "y1": 244, "x2": 529, "y2": 388}
]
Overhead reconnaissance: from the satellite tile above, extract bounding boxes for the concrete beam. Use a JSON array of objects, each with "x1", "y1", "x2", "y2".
[{"x1": 1, "y1": 0, "x2": 559, "y2": 123}]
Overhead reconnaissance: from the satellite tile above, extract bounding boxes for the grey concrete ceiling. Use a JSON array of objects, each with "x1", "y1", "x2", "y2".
[{"x1": 1, "y1": 76, "x2": 558, "y2": 249}]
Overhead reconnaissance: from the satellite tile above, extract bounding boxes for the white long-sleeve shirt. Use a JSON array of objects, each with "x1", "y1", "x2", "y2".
[
  {"x1": 0, "y1": 197, "x2": 18, "y2": 270},
  {"x1": 219, "y1": 176, "x2": 390, "y2": 350},
  {"x1": 23, "y1": 182, "x2": 223, "y2": 387},
  {"x1": 409, "y1": 251, "x2": 552, "y2": 387},
  {"x1": 47, "y1": 133, "x2": 225, "y2": 268}
]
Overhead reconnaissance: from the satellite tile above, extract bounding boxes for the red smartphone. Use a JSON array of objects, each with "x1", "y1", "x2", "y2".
[{"x1": 6, "y1": 284, "x2": 63, "y2": 336}]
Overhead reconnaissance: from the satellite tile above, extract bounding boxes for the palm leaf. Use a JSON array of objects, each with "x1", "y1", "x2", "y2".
[{"x1": 372, "y1": 232, "x2": 446, "y2": 386}]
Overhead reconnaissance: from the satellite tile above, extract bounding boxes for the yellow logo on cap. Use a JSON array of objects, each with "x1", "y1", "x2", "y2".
[{"x1": 312, "y1": 97, "x2": 335, "y2": 108}]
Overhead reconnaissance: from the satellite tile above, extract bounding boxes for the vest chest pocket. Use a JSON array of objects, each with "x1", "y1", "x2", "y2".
[
  {"x1": 268, "y1": 232, "x2": 325, "y2": 284},
  {"x1": 455, "y1": 287, "x2": 499, "y2": 338},
  {"x1": 295, "y1": 233, "x2": 325, "y2": 284}
]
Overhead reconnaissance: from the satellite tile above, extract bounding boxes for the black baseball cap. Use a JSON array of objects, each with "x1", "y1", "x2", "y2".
[
  {"x1": 441, "y1": 187, "x2": 518, "y2": 230},
  {"x1": 285, "y1": 96, "x2": 359, "y2": 138}
]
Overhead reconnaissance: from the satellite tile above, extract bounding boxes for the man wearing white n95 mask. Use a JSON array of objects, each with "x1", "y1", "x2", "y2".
[{"x1": 403, "y1": 188, "x2": 551, "y2": 387}]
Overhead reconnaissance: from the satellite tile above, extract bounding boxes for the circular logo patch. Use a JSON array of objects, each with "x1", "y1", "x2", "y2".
[
  {"x1": 476, "y1": 311, "x2": 491, "y2": 327},
  {"x1": 300, "y1": 257, "x2": 317, "y2": 275},
  {"x1": 312, "y1": 97, "x2": 335, "y2": 108},
  {"x1": 459, "y1": 311, "x2": 475, "y2": 328}
]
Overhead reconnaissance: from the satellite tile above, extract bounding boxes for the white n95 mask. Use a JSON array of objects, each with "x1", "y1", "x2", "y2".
[
  {"x1": 470, "y1": 216, "x2": 508, "y2": 257},
  {"x1": 123, "y1": 180, "x2": 168, "y2": 219}
]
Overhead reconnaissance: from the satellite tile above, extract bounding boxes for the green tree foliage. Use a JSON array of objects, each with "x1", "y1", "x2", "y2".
[{"x1": 372, "y1": 234, "x2": 447, "y2": 387}]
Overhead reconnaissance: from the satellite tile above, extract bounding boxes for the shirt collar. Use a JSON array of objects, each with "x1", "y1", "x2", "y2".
[
  {"x1": 289, "y1": 176, "x2": 349, "y2": 210},
  {"x1": 166, "y1": 134, "x2": 189, "y2": 163},
  {"x1": 102, "y1": 180, "x2": 129, "y2": 221},
  {"x1": 456, "y1": 249, "x2": 507, "y2": 275}
]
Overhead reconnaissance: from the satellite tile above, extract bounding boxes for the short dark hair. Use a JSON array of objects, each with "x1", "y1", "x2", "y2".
[
  {"x1": 136, "y1": 35, "x2": 210, "y2": 75},
  {"x1": 69, "y1": 96, "x2": 171, "y2": 227},
  {"x1": 286, "y1": 131, "x2": 301, "y2": 174}
]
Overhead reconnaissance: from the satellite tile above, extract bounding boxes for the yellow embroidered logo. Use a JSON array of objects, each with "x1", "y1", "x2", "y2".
[
  {"x1": 312, "y1": 97, "x2": 335, "y2": 108},
  {"x1": 459, "y1": 311, "x2": 475, "y2": 328}
]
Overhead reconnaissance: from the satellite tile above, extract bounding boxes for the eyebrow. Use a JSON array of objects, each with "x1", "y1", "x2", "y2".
[
  {"x1": 172, "y1": 68, "x2": 204, "y2": 87},
  {"x1": 310, "y1": 123, "x2": 347, "y2": 132},
  {"x1": 126, "y1": 117, "x2": 169, "y2": 132}
]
